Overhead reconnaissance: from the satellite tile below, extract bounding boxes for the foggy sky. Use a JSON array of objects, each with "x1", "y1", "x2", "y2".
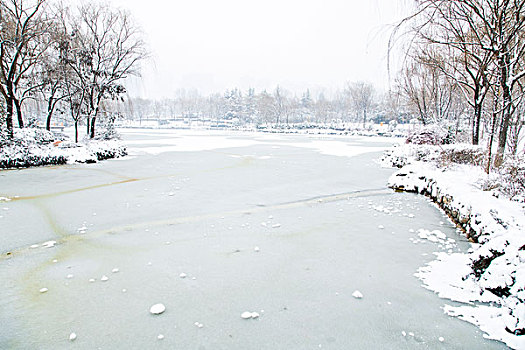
[{"x1": 109, "y1": 0, "x2": 408, "y2": 98}]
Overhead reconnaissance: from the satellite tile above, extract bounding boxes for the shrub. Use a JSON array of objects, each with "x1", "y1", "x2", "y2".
[{"x1": 406, "y1": 124, "x2": 455, "y2": 145}]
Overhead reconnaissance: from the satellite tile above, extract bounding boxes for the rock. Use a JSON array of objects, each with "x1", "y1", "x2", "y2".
[
  {"x1": 179, "y1": 273, "x2": 187, "y2": 278},
  {"x1": 438, "y1": 337, "x2": 444, "y2": 342},
  {"x1": 254, "y1": 246, "x2": 260, "y2": 252},
  {"x1": 150, "y1": 303, "x2": 166, "y2": 315},
  {"x1": 157, "y1": 334, "x2": 164, "y2": 340},
  {"x1": 352, "y1": 290, "x2": 363, "y2": 299},
  {"x1": 101, "y1": 275, "x2": 109, "y2": 282},
  {"x1": 112, "y1": 268, "x2": 119, "y2": 273},
  {"x1": 251, "y1": 312, "x2": 260, "y2": 319},
  {"x1": 39, "y1": 288, "x2": 48, "y2": 293},
  {"x1": 69, "y1": 333, "x2": 77, "y2": 341}
]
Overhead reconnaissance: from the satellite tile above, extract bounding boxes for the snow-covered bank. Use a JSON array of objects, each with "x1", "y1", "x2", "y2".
[
  {"x1": 384, "y1": 144, "x2": 525, "y2": 349},
  {"x1": 117, "y1": 120, "x2": 412, "y2": 138},
  {"x1": 0, "y1": 128, "x2": 127, "y2": 169}
]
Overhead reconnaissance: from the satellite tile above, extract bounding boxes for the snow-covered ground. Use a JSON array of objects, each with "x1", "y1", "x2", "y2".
[
  {"x1": 385, "y1": 143, "x2": 525, "y2": 349},
  {"x1": 0, "y1": 128, "x2": 126, "y2": 169}
]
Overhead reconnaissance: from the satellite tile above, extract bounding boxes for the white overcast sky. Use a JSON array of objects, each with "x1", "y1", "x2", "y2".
[{"x1": 108, "y1": 0, "x2": 409, "y2": 98}]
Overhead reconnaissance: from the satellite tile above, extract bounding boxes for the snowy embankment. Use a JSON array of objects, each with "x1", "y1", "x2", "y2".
[
  {"x1": 0, "y1": 128, "x2": 126, "y2": 169},
  {"x1": 383, "y1": 144, "x2": 525, "y2": 349}
]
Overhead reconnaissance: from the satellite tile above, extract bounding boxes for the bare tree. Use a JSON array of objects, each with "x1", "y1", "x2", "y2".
[
  {"x1": 348, "y1": 81, "x2": 375, "y2": 128},
  {"x1": 68, "y1": 3, "x2": 147, "y2": 139},
  {"x1": 401, "y1": 0, "x2": 525, "y2": 164},
  {"x1": 0, "y1": 0, "x2": 49, "y2": 136}
]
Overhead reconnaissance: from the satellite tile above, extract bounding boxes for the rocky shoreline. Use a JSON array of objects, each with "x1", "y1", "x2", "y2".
[{"x1": 384, "y1": 145, "x2": 525, "y2": 349}]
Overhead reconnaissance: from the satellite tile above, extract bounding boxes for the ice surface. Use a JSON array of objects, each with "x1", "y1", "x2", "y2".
[{"x1": 0, "y1": 130, "x2": 506, "y2": 349}]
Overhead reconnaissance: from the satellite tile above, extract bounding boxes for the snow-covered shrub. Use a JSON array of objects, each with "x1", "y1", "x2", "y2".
[
  {"x1": 96, "y1": 114, "x2": 120, "y2": 140},
  {"x1": 406, "y1": 123, "x2": 455, "y2": 145},
  {"x1": 0, "y1": 126, "x2": 126, "y2": 169},
  {"x1": 439, "y1": 145, "x2": 486, "y2": 167},
  {"x1": 497, "y1": 154, "x2": 525, "y2": 202}
]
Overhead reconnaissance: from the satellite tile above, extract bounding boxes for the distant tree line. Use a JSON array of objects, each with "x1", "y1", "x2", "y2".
[
  {"x1": 0, "y1": 0, "x2": 147, "y2": 142},
  {"x1": 392, "y1": 0, "x2": 525, "y2": 168},
  {"x1": 96, "y1": 83, "x2": 412, "y2": 129}
]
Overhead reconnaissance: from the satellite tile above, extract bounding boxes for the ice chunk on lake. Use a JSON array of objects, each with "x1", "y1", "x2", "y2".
[
  {"x1": 69, "y1": 333, "x2": 77, "y2": 341},
  {"x1": 42, "y1": 241, "x2": 56, "y2": 248},
  {"x1": 150, "y1": 303, "x2": 166, "y2": 315},
  {"x1": 241, "y1": 311, "x2": 260, "y2": 319},
  {"x1": 39, "y1": 288, "x2": 48, "y2": 293},
  {"x1": 352, "y1": 290, "x2": 363, "y2": 299}
]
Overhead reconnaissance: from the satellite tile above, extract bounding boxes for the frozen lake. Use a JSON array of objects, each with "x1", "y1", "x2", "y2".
[{"x1": 0, "y1": 129, "x2": 507, "y2": 349}]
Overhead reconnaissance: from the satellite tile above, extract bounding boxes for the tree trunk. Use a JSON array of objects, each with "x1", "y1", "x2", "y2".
[
  {"x1": 495, "y1": 54, "x2": 512, "y2": 167},
  {"x1": 14, "y1": 97, "x2": 24, "y2": 128},
  {"x1": 74, "y1": 121, "x2": 78, "y2": 143},
  {"x1": 486, "y1": 107, "x2": 499, "y2": 174},
  {"x1": 46, "y1": 97, "x2": 54, "y2": 131},
  {"x1": 5, "y1": 97, "x2": 14, "y2": 138},
  {"x1": 472, "y1": 101, "x2": 482, "y2": 145},
  {"x1": 90, "y1": 116, "x2": 96, "y2": 139},
  {"x1": 86, "y1": 116, "x2": 91, "y2": 136}
]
